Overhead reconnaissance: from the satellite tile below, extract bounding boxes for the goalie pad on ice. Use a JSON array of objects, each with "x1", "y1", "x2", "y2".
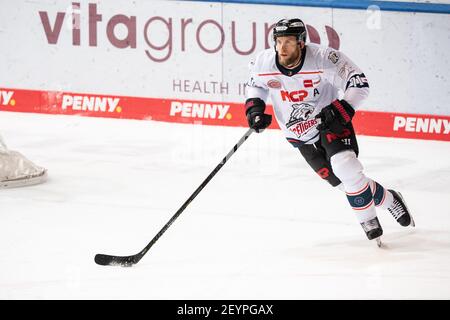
[{"x1": 0, "y1": 149, "x2": 47, "y2": 189}]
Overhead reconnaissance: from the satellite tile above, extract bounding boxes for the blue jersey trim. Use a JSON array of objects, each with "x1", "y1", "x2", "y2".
[{"x1": 183, "y1": 0, "x2": 450, "y2": 15}]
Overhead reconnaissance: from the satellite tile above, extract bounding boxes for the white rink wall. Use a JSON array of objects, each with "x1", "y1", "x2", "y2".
[{"x1": 0, "y1": 0, "x2": 449, "y2": 115}]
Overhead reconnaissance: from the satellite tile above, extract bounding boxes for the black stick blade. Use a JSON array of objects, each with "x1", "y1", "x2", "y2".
[
  {"x1": 94, "y1": 129, "x2": 253, "y2": 268},
  {"x1": 94, "y1": 253, "x2": 138, "y2": 267}
]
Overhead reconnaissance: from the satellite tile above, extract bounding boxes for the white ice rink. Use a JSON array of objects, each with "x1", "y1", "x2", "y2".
[{"x1": 1, "y1": 111, "x2": 449, "y2": 299}]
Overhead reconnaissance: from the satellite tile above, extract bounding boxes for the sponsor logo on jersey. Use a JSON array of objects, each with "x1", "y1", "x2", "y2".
[
  {"x1": 280, "y1": 89, "x2": 309, "y2": 102},
  {"x1": 393, "y1": 116, "x2": 450, "y2": 134},
  {"x1": 328, "y1": 51, "x2": 340, "y2": 64},
  {"x1": 170, "y1": 101, "x2": 231, "y2": 119},
  {"x1": 0, "y1": 90, "x2": 15, "y2": 106},
  {"x1": 61, "y1": 94, "x2": 121, "y2": 112},
  {"x1": 267, "y1": 79, "x2": 282, "y2": 89},
  {"x1": 286, "y1": 103, "x2": 317, "y2": 138}
]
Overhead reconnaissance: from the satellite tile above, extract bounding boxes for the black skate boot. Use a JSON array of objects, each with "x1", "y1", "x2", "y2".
[
  {"x1": 387, "y1": 190, "x2": 415, "y2": 227},
  {"x1": 360, "y1": 217, "x2": 383, "y2": 245}
]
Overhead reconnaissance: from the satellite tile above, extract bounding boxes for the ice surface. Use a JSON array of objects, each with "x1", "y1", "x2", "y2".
[{"x1": 0, "y1": 111, "x2": 449, "y2": 299}]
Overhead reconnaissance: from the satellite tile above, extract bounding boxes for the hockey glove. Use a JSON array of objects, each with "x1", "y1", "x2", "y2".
[
  {"x1": 245, "y1": 98, "x2": 272, "y2": 133},
  {"x1": 315, "y1": 99, "x2": 355, "y2": 134}
]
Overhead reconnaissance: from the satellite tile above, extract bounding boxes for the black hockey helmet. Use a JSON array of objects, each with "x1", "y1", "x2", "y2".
[{"x1": 273, "y1": 18, "x2": 307, "y2": 43}]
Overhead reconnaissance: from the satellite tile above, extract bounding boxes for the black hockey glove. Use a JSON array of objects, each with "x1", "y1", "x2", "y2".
[
  {"x1": 245, "y1": 98, "x2": 272, "y2": 133},
  {"x1": 315, "y1": 99, "x2": 355, "y2": 134}
]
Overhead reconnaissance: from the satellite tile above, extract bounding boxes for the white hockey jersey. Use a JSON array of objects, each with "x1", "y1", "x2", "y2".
[{"x1": 246, "y1": 43, "x2": 369, "y2": 147}]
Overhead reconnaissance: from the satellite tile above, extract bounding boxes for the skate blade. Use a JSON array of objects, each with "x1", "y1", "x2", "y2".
[
  {"x1": 409, "y1": 214, "x2": 416, "y2": 227},
  {"x1": 376, "y1": 237, "x2": 382, "y2": 248}
]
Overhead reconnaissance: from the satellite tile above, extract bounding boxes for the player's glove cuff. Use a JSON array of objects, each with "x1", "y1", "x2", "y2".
[{"x1": 330, "y1": 99, "x2": 355, "y2": 124}]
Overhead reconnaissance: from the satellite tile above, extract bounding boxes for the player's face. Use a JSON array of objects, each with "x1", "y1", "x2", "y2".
[{"x1": 275, "y1": 36, "x2": 301, "y2": 67}]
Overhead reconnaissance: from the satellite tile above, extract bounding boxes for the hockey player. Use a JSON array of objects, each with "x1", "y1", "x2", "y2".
[
  {"x1": 245, "y1": 18, "x2": 414, "y2": 244},
  {"x1": 0, "y1": 134, "x2": 47, "y2": 188}
]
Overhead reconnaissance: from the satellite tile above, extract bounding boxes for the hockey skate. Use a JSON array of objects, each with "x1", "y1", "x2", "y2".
[
  {"x1": 360, "y1": 217, "x2": 383, "y2": 247},
  {"x1": 387, "y1": 190, "x2": 415, "y2": 227}
]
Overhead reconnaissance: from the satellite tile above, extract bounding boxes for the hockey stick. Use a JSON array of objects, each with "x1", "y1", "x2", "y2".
[{"x1": 95, "y1": 128, "x2": 255, "y2": 267}]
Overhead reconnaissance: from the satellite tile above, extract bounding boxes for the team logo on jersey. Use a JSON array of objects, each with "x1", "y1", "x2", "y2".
[
  {"x1": 286, "y1": 103, "x2": 318, "y2": 138},
  {"x1": 267, "y1": 79, "x2": 282, "y2": 89},
  {"x1": 328, "y1": 51, "x2": 340, "y2": 64}
]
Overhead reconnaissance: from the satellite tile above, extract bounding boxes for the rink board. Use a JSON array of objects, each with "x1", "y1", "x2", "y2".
[
  {"x1": 1, "y1": 87, "x2": 449, "y2": 142},
  {"x1": 0, "y1": 0, "x2": 449, "y2": 142}
]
